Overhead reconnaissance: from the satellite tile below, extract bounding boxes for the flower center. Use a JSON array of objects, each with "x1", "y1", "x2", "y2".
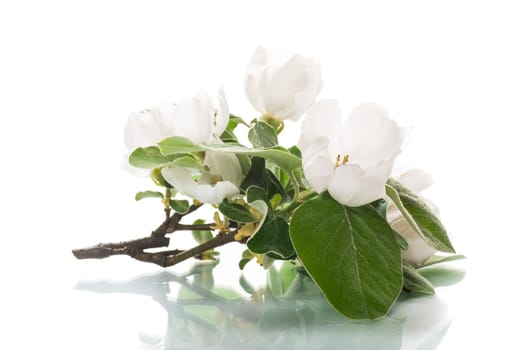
[{"x1": 334, "y1": 154, "x2": 350, "y2": 169}]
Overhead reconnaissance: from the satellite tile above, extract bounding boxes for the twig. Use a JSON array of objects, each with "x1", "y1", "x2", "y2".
[{"x1": 71, "y1": 203, "x2": 240, "y2": 267}]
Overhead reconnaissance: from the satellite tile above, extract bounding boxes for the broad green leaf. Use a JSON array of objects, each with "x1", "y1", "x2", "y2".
[
  {"x1": 192, "y1": 219, "x2": 213, "y2": 244},
  {"x1": 135, "y1": 190, "x2": 163, "y2": 201},
  {"x1": 247, "y1": 215, "x2": 295, "y2": 259},
  {"x1": 419, "y1": 254, "x2": 466, "y2": 268},
  {"x1": 387, "y1": 180, "x2": 455, "y2": 253},
  {"x1": 290, "y1": 196, "x2": 402, "y2": 320},
  {"x1": 129, "y1": 146, "x2": 173, "y2": 168},
  {"x1": 218, "y1": 201, "x2": 256, "y2": 223},
  {"x1": 169, "y1": 199, "x2": 190, "y2": 214},
  {"x1": 158, "y1": 136, "x2": 302, "y2": 175},
  {"x1": 248, "y1": 121, "x2": 279, "y2": 148},
  {"x1": 402, "y1": 262, "x2": 435, "y2": 295}
]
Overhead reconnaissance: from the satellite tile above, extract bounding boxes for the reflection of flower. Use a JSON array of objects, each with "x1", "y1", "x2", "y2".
[
  {"x1": 298, "y1": 100, "x2": 405, "y2": 207},
  {"x1": 244, "y1": 46, "x2": 322, "y2": 121},
  {"x1": 160, "y1": 89, "x2": 242, "y2": 204},
  {"x1": 387, "y1": 169, "x2": 438, "y2": 265}
]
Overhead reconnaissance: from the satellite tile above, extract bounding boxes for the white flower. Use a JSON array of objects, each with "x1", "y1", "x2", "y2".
[
  {"x1": 124, "y1": 88, "x2": 242, "y2": 204},
  {"x1": 244, "y1": 46, "x2": 322, "y2": 121},
  {"x1": 160, "y1": 88, "x2": 243, "y2": 204},
  {"x1": 387, "y1": 169, "x2": 438, "y2": 266},
  {"x1": 298, "y1": 100, "x2": 404, "y2": 207}
]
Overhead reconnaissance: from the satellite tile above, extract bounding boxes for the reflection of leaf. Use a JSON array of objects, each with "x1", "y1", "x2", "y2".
[{"x1": 418, "y1": 267, "x2": 466, "y2": 287}]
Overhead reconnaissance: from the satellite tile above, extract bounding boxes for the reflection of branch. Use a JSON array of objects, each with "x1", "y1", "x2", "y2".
[{"x1": 71, "y1": 204, "x2": 239, "y2": 267}]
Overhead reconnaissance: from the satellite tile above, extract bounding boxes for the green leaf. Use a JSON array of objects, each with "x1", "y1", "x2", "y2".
[
  {"x1": 418, "y1": 254, "x2": 466, "y2": 268},
  {"x1": 168, "y1": 155, "x2": 205, "y2": 171},
  {"x1": 158, "y1": 136, "x2": 302, "y2": 175},
  {"x1": 403, "y1": 262, "x2": 435, "y2": 295},
  {"x1": 192, "y1": 219, "x2": 213, "y2": 244},
  {"x1": 386, "y1": 180, "x2": 455, "y2": 253},
  {"x1": 239, "y1": 258, "x2": 252, "y2": 270},
  {"x1": 247, "y1": 215, "x2": 295, "y2": 259},
  {"x1": 246, "y1": 185, "x2": 270, "y2": 206},
  {"x1": 240, "y1": 157, "x2": 267, "y2": 191},
  {"x1": 227, "y1": 114, "x2": 249, "y2": 132},
  {"x1": 220, "y1": 128, "x2": 238, "y2": 143},
  {"x1": 169, "y1": 199, "x2": 190, "y2": 214},
  {"x1": 279, "y1": 260, "x2": 298, "y2": 293},
  {"x1": 248, "y1": 121, "x2": 279, "y2": 148},
  {"x1": 135, "y1": 190, "x2": 164, "y2": 201},
  {"x1": 290, "y1": 196, "x2": 402, "y2": 320},
  {"x1": 129, "y1": 146, "x2": 173, "y2": 169},
  {"x1": 218, "y1": 201, "x2": 256, "y2": 223}
]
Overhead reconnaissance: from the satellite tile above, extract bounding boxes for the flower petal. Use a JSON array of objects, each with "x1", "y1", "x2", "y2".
[
  {"x1": 297, "y1": 99, "x2": 342, "y2": 157},
  {"x1": 172, "y1": 92, "x2": 215, "y2": 145},
  {"x1": 398, "y1": 168, "x2": 434, "y2": 194},
  {"x1": 343, "y1": 103, "x2": 404, "y2": 168},
  {"x1": 212, "y1": 87, "x2": 230, "y2": 141},
  {"x1": 124, "y1": 104, "x2": 176, "y2": 151},
  {"x1": 244, "y1": 46, "x2": 269, "y2": 114},
  {"x1": 302, "y1": 138, "x2": 333, "y2": 193},
  {"x1": 389, "y1": 216, "x2": 437, "y2": 265},
  {"x1": 327, "y1": 164, "x2": 386, "y2": 207},
  {"x1": 204, "y1": 150, "x2": 243, "y2": 187},
  {"x1": 161, "y1": 167, "x2": 239, "y2": 204}
]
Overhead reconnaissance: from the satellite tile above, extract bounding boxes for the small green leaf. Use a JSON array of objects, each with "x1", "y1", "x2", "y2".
[
  {"x1": 419, "y1": 254, "x2": 466, "y2": 268},
  {"x1": 290, "y1": 195, "x2": 402, "y2": 320},
  {"x1": 129, "y1": 146, "x2": 173, "y2": 169},
  {"x1": 192, "y1": 219, "x2": 213, "y2": 244},
  {"x1": 279, "y1": 260, "x2": 298, "y2": 293},
  {"x1": 169, "y1": 199, "x2": 190, "y2": 214},
  {"x1": 135, "y1": 190, "x2": 164, "y2": 201},
  {"x1": 220, "y1": 128, "x2": 238, "y2": 143},
  {"x1": 239, "y1": 258, "x2": 252, "y2": 270},
  {"x1": 247, "y1": 215, "x2": 295, "y2": 259},
  {"x1": 387, "y1": 180, "x2": 455, "y2": 253},
  {"x1": 227, "y1": 114, "x2": 249, "y2": 132},
  {"x1": 218, "y1": 201, "x2": 256, "y2": 223},
  {"x1": 246, "y1": 185, "x2": 270, "y2": 206},
  {"x1": 403, "y1": 262, "x2": 435, "y2": 295},
  {"x1": 248, "y1": 121, "x2": 279, "y2": 148},
  {"x1": 157, "y1": 136, "x2": 204, "y2": 155}
]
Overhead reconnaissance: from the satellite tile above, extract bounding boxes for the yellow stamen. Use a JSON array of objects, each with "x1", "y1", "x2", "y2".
[{"x1": 334, "y1": 154, "x2": 350, "y2": 169}]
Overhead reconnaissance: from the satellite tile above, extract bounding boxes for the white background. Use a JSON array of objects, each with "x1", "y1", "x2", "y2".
[{"x1": 1, "y1": 1, "x2": 524, "y2": 348}]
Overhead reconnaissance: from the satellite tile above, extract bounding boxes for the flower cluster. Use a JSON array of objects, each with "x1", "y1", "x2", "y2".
[{"x1": 99, "y1": 46, "x2": 461, "y2": 320}]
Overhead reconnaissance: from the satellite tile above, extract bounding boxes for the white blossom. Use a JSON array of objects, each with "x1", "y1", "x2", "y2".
[
  {"x1": 244, "y1": 46, "x2": 322, "y2": 121},
  {"x1": 298, "y1": 100, "x2": 404, "y2": 207}
]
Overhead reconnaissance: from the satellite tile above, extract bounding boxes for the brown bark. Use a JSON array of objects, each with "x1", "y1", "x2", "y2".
[{"x1": 71, "y1": 204, "x2": 239, "y2": 267}]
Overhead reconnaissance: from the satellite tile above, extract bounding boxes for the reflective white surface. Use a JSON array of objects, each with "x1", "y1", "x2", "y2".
[{"x1": 69, "y1": 260, "x2": 463, "y2": 350}]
